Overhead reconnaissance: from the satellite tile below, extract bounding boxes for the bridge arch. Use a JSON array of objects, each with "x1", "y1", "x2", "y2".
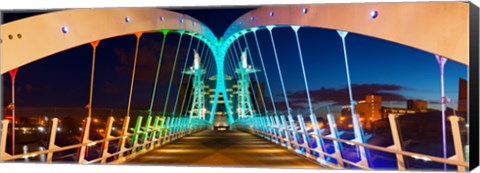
[
  {"x1": 0, "y1": 8, "x2": 219, "y2": 74},
  {"x1": 220, "y1": 2, "x2": 469, "y2": 65}
]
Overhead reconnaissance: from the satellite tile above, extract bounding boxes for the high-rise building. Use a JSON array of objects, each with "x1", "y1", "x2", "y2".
[{"x1": 354, "y1": 94, "x2": 383, "y2": 129}]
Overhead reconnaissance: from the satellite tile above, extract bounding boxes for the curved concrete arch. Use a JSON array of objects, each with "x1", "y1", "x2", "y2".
[
  {"x1": 0, "y1": 8, "x2": 219, "y2": 74},
  {"x1": 221, "y1": 2, "x2": 469, "y2": 65}
]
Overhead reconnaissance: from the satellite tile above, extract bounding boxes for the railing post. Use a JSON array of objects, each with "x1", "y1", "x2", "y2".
[
  {"x1": 118, "y1": 116, "x2": 130, "y2": 159},
  {"x1": 101, "y1": 116, "x2": 114, "y2": 164},
  {"x1": 263, "y1": 117, "x2": 269, "y2": 138},
  {"x1": 297, "y1": 114, "x2": 312, "y2": 158},
  {"x1": 326, "y1": 113, "x2": 344, "y2": 168},
  {"x1": 78, "y1": 117, "x2": 92, "y2": 164},
  {"x1": 265, "y1": 116, "x2": 274, "y2": 142},
  {"x1": 448, "y1": 116, "x2": 466, "y2": 172},
  {"x1": 287, "y1": 114, "x2": 300, "y2": 150},
  {"x1": 162, "y1": 117, "x2": 171, "y2": 145},
  {"x1": 167, "y1": 117, "x2": 175, "y2": 143},
  {"x1": 46, "y1": 118, "x2": 59, "y2": 163},
  {"x1": 149, "y1": 116, "x2": 160, "y2": 150},
  {"x1": 388, "y1": 113, "x2": 405, "y2": 170},
  {"x1": 270, "y1": 116, "x2": 280, "y2": 144},
  {"x1": 173, "y1": 117, "x2": 180, "y2": 140},
  {"x1": 157, "y1": 116, "x2": 166, "y2": 147},
  {"x1": 257, "y1": 117, "x2": 264, "y2": 136},
  {"x1": 1, "y1": 120, "x2": 11, "y2": 162},
  {"x1": 260, "y1": 117, "x2": 269, "y2": 140},
  {"x1": 179, "y1": 118, "x2": 185, "y2": 137},
  {"x1": 351, "y1": 113, "x2": 369, "y2": 168},
  {"x1": 131, "y1": 116, "x2": 143, "y2": 155},
  {"x1": 310, "y1": 114, "x2": 326, "y2": 162},
  {"x1": 142, "y1": 115, "x2": 152, "y2": 150},
  {"x1": 280, "y1": 115, "x2": 292, "y2": 149},
  {"x1": 274, "y1": 115, "x2": 285, "y2": 146}
]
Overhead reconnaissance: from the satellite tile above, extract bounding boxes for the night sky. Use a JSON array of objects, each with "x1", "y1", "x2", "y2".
[{"x1": 1, "y1": 7, "x2": 468, "y2": 116}]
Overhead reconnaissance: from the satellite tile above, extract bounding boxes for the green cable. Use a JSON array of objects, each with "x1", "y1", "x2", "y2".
[
  {"x1": 162, "y1": 32, "x2": 185, "y2": 116},
  {"x1": 148, "y1": 31, "x2": 169, "y2": 116}
]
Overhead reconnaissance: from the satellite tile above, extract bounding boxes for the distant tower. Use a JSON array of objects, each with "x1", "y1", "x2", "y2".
[
  {"x1": 183, "y1": 50, "x2": 206, "y2": 120},
  {"x1": 236, "y1": 49, "x2": 260, "y2": 119}
]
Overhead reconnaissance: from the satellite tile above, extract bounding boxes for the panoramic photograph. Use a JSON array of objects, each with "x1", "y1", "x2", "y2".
[{"x1": 0, "y1": 1, "x2": 474, "y2": 172}]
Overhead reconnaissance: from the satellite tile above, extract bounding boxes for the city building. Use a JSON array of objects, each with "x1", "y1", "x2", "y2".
[
  {"x1": 204, "y1": 75, "x2": 265, "y2": 120},
  {"x1": 341, "y1": 94, "x2": 430, "y2": 129}
]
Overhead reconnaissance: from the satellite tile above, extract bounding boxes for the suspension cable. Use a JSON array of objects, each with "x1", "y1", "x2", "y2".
[
  {"x1": 253, "y1": 30, "x2": 277, "y2": 116},
  {"x1": 162, "y1": 32, "x2": 184, "y2": 116},
  {"x1": 173, "y1": 35, "x2": 194, "y2": 115},
  {"x1": 242, "y1": 35, "x2": 268, "y2": 115},
  {"x1": 87, "y1": 40, "x2": 100, "y2": 118},
  {"x1": 267, "y1": 27, "x2": 291, "y2": 115},
  {"x1": 292, "y1": 26, "x2": 313, "y2": 115},
  {"x1": 126, "y1": 32, "x2": 143, "y2": 117},
  {"x1": 148, "y1": 32, "x2": 168, "y2": 116}
]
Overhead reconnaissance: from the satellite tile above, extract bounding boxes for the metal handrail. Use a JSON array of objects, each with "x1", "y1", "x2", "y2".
[
  {"x1": 235, "y1": 113, "x2": 469, "y2": 171},
  {"x1": 1, "y1": 116, "x2": 209, "y2": 163}
]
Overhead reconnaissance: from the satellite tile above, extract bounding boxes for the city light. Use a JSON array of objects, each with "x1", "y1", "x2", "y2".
[
  {"x1": 37, "y1": 126, "x2": 45, "y2": 132},
  {"x1": 93, "y1": 118, "x2": 99, "y2": 123},
  {"x1": 87, "y1": 142, "x2": 97, "y2": 147},
  {"x1": 57, "y1": 127, "x2": 61, "y2": 132}
]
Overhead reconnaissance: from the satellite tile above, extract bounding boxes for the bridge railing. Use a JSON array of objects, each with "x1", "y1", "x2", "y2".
[
  {"x1": 235, "y1": 113, "x2": 468, "y2": 171},
  {"x1": 0, "y1": 115, "x2": 209, "y2": 164}
]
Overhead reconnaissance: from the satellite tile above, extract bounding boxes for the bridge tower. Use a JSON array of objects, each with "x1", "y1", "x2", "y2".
[
  {"x1": 235, "y1": 49, "x2": 260, "y2": 119},
  {"x1": 183, "y1": 50, "x2": 206, "y2": 120}
]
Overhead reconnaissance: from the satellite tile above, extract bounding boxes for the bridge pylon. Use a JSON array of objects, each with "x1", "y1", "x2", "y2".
[
  {"x1": 235, "y1": 49, "x2": 260, "y2": 120},
  {"x1": 183, "y1": 50, "x2": 206, "y2": 121}
]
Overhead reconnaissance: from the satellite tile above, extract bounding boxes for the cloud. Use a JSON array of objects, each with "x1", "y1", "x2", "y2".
[{"x1": 285, "y1": 84, "x2": 408, "y2": 107}]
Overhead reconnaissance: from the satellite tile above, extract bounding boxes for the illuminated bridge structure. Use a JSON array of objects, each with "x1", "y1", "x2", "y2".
[{"x1": 0, "y1": 2, "x2": 471, "y2": 171}]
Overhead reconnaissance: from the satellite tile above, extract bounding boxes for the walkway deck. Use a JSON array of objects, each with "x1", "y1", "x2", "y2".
[{"x1": 128, "y1": 129, "x2": 323, "y2": 169}]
